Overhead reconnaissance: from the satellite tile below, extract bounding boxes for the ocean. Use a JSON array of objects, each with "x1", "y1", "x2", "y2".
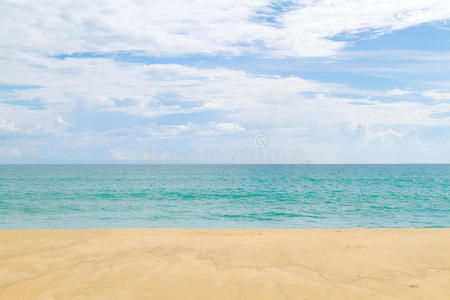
[{"x1": 0, "y1": 164, "x2": 448, "y2": 229}]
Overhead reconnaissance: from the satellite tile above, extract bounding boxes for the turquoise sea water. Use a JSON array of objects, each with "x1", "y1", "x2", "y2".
[{"x1": 0, "y1": 165, "x2": 449, "y2": 229}]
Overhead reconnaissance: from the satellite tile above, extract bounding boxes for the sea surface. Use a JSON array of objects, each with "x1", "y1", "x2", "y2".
[{"x1": 0, "y1": 164, "x2": 449, "y2": 229}]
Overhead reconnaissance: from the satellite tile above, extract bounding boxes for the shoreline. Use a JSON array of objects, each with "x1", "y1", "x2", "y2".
[{"x1": 1, "y1": 228, "x2": 449, "y2": 299}]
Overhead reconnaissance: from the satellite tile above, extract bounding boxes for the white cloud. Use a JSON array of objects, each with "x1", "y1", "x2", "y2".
[
  {"x1": 386, "y1": 88, "x2": 414, "y2": 96},
  {"x1": 108, "y1": 149, "x2": 139, "y2": 161},
  {"x1": 365, "y1": 128, "x2": 406, "y2": 142},
  {"x1": 203, "y1": 122, "x2": 245, "y2": 135},
  {"x1": 423, "y1": 90, "x2": 450, "y2": 100},
  {"x1": 0, "y1": 146, "x2": 22, "y2": 159},
  {"x1": 230, "y1": 94, "x2": 450, "y2": 128},
  {"x1": 0, "y1": 104, "x2": 69, "y2": 136},
  {"x1": 271, "y1": 0, "x2": 450, "y2": 57},
  {"x1": 103, "y1": 122, "x2": 245, "y2": 141},
  {"x1": 2, "y1": 54, "x2": 449, "y2": 138},
  {"x1": 0, "y1": 118, "x2": 20, "y2": 134},
  {"x1": 0, "y1": 54, "x2": 344, "y2": 122},
  {"x1": 1, "y1": 0, "x2": 450, "y2": 58}
]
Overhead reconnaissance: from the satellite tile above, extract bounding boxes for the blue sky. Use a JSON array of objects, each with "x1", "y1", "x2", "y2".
[{"x1": 1, "y1": 0, "x2": 450, "y2": 163}]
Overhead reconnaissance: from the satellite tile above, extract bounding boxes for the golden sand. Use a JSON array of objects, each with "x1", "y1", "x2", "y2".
[{"x1": 0, "y1": 229, "x2": 449, "y2": 299}]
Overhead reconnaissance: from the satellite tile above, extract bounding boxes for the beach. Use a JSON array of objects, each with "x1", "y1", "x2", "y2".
[{"x1": 0, "y1": 229, "x2": 449, "y2": 299}]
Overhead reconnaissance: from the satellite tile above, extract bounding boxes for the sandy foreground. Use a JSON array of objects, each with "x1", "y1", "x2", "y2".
[{"x1": 0, "y1": 229, "x2": 449, "y2": 299}]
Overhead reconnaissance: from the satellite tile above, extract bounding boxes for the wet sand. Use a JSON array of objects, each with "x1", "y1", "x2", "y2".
[{"x1": 0, "y1": 228, "x2": 449, "y2": 299}]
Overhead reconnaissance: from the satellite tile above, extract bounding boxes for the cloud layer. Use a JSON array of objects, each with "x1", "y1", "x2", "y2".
[
  {"x1": 1, "y1": 0, "x2": 450, "y2": 163},
  {"x1": 2, "y1": 0, "x2": 450, "y2": 57}
]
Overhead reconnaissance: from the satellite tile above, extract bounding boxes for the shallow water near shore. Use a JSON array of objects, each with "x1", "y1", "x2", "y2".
[{"x1": 0, "y1": 164, "x2": 449, "y2": 229}]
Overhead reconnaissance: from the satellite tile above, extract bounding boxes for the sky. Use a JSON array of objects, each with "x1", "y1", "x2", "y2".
[{"x1": 1, "y1": 0, "x2": 450, "y2": 164}]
